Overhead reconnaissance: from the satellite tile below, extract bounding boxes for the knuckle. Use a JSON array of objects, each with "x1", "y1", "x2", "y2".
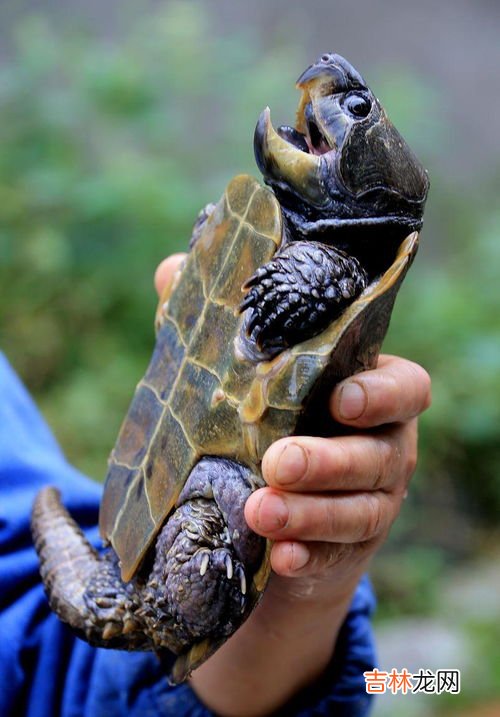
[
  {"x1": 372, "y1": 435, "x2": 393, "y2": 489},
  {"x1": 331, "y1": 440, "x2": 354, "y2": 484},
  {"x1": 322, "y1": 542, "x2": 353, "y2": 570},
  {"x1": 360, "y1": 493, "x2": 384, "y2": 541},
  {"x1": 323, "y1": 497, "x2": 338, "y2": 533}
]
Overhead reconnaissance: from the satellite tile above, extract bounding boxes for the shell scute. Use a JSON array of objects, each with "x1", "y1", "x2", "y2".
[
  {"x1": 256, "y1": 406, "x2": 301, "y2": 456},
  {"x1": 188, "y1": 302, "x2": 239, "y2": 372},
  {"x1": 111, "y1": 469, "x2": 156, "y2": 582},
  {"x1": 143, "y1": 318, "x2": 184, "y2": 399},
  {"x1": 100, "y1": 463, "x2": 140, "y2": 539},
  {"x1": 165, "y1": 256, "x2": 206, "y2": 345},
  {"x1": 144, "y1": 409, "x2": 197, "y2": 524},
  {"x1": 170, "y1": 360, "x2": 241, "y2": 455},
  {"x1": 111, "y1": 384, "x2": 164, "y2": 469},
  {"x1": 243, "y1": 183, "x2": 282, "y2": 241},
  {"x1": 212, "y1": 223, "x2": 279, "y2": 307},
  {"x1": 267, "y1": 352, "x2": 325, "y2": 410},
  {"x1": 195, "y1": 214, "x2": 240, "y2": 295},
  {"x1": 225, "y1": 174, "x2": 259, "y2": 217}
]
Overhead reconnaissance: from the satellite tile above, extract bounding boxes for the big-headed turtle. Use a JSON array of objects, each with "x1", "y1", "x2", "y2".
[{"x1": 32, "y1": 54, "x2": 429, "y2": 683}]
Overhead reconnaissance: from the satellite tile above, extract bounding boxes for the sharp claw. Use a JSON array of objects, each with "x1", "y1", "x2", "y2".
[
  {"x1": 247, "y1": 310, "x2": 262, "y2": 336},
  {"x1": 103, "y1": 621, "x2": 122, "y2": 640},
  {"x1": 237, "y1": 566, "x2": 247, "y2": 595},
  {"x1": 123, "y1": 617, "x2": 140, "y2": 635},
  {"x1": 255, "y1": 335, "x2": 265, "y2": 352},
  {"x1": 199, "y1": 551, "x2": 210, "y2": 577},
  {"x1": 242, "y1": 278, "x2": 256, "y2": 291},
  {"x1": 242, "y1": 269, "x2": 263, "y2": 290},
  {"x1": 251, "y1": 328, "x2": 264, "y2": 349},
  {"x1": 239, "y1": 291, "x2": 256, "y2": 312},
  {"x1": 95, "y1": 597, "x2": 114, "y2": 608},
  {"x1": 225, "y1": 554, "x2": 233, "y2": 580}
]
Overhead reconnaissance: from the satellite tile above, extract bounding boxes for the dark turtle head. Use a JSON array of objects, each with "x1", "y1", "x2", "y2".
[{"x1": 254, "y1": 53, "x2": 429, "y2": 238}]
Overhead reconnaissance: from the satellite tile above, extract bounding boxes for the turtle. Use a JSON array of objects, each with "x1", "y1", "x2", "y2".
[{"x1": 31, "y1": 53, "x2": 429, "y2": 684}]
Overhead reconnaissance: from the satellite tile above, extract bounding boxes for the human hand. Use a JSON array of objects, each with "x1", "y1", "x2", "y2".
[{"x1": 244, "y1": 352, "x2": 431, "y2": 605}]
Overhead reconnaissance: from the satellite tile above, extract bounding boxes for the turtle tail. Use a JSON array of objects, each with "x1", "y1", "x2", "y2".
[{"x1": 31, "y1": 487, "x2": 149, "y2": 650}]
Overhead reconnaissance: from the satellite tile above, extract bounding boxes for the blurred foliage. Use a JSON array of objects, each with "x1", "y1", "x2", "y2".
[
  {"x1": 374, "y1": 189, "x2": 500, "y2": 615},
  {"x1": 1, "y1": 2, "x2": 499, "y2": 590},
  {"x1": 0, "y1": 4, "x2": 307, "y2": 479}
]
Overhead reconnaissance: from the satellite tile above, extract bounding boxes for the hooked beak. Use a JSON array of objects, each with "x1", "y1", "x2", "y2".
[
  {"x1": 253, "y1": 107, "x2": 327, "y2": 208},
  {"x1": 254, "y1": 53, "x2": 429, "y2": 229},
  {"x1": 253, "y1": 55, "x2": 358, "y2": 210}
]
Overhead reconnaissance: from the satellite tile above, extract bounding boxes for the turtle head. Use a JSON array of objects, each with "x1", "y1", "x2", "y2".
[{"x1": 254, "y1": 53, "x2": 429, "y2": 238}]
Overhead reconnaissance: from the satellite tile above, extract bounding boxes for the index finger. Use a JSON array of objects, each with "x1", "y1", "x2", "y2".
[{"x1": 330, "y1": 354, "x2": 431, "y2": 428}]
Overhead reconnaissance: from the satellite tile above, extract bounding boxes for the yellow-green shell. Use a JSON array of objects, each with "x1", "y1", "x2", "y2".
[{"x1": 99, "y1": 173, "x2": 419, "y2": 584}]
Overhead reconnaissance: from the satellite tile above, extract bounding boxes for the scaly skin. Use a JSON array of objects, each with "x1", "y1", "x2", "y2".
[
  {"x1": 32, "y1": 458, "x2": 264, "y2": 655},
  {"x1": 240, "y1": 240, "x2": 368, "y2": 356}
]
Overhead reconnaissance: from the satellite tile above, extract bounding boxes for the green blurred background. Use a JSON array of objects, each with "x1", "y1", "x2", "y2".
[{"x1": 1, "y1": 2, "x2": 499, "y2": 714}]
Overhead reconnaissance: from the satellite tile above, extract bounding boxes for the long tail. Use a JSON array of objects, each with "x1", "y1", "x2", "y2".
[{"x1": 31, "y1": 487, "x2": 148, "y2": 649}]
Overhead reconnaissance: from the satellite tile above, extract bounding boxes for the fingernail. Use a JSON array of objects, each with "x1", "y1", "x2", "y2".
[
  {"x1": 257, "y1": 493, "x2": 289, "y2": 532},
  {"x1": 338, "y1": 381, "x2": 366, "y2": 420},
  {"x1": 275, "y1": 443, "x2": 308, "y2": 485},
  {"x1": 290, "y1": 542, "x2": 310, "y2": 571}
]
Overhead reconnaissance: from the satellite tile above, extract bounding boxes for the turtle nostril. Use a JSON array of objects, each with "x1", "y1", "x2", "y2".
[{"x1": 321, "y1": 54, "x2": 331, "y2": 63}]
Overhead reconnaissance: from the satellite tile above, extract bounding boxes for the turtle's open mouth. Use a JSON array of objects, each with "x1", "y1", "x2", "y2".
[
  {"x1": 276, "y1": 94, "x2": 333, "y2": 157},
  {"x1": 277, "y1": 120, "x2": 331, "y2": 156}
]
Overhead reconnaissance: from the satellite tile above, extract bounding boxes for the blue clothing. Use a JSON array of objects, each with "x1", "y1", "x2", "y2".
[{"x1": 0, "y1": 353, "x2": 376, "y2": 716}]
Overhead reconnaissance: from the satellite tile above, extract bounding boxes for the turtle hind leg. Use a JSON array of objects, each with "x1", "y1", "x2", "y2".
[
  {"x1": 31, "y1": 487, "x2": 149, "y2": 650},
  {"x1": 149, "y1": 458, "x2": 266, "y2": 659}
]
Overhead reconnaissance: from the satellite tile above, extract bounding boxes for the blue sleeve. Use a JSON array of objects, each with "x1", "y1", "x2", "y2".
[{"x1": 0, "y1": 353, "x2": 375, "y2": 717}]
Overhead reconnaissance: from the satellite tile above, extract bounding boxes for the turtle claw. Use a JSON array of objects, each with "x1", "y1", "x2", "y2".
[
  {"x1": 199, "y1": 550, "x2": 210, "y2": 577},
  {"x1": 239, "y1": 290, "x2": 260, "y2": 312},
  {"x1": 241, "y1": 265, "x2": 268, "y2": 290},
  {"x1": 225, "y1": 553, "x2": 234, "y2": 580},
  {"x1": 196, "y1": 546, "x2": 244, "y2": 593},
  {"x1": 237, "y1": 565, "x2": 247, "y2": 596},
  {"x1": 102, "y1": 621, "x2": 122, "y2": 640}
]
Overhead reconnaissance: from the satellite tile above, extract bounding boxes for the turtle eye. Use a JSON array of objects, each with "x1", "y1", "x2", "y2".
[{"x1": 343, "y1": 92, "x2": 372, "y2": 119}]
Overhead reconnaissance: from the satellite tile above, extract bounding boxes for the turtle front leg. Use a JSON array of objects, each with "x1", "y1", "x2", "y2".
[
  {"x1": 152, "y1": 458, "x2": 265, "y2": 656},
  {"x1": 239, "y1": 240, "x2": 368, "y2": 356}
]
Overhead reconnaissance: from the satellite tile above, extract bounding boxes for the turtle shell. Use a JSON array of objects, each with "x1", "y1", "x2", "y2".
[{"x1": 99, "y1": 173, "x2": 418, "y2": 588}]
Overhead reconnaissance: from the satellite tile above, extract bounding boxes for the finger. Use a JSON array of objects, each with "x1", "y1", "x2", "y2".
[
  {"x1": 270, "y1": 540, "x2": 359, "y2": 578},
  {"x1": 330, "y1": 354, "x2": 431, "y2": 428},
  {"x1": 245, "y1": 487, "x2": 397, "y2": 543},
  {"x1": 154, "y1": 253, "x2": 186, "y2": 297},
  {"x1": 262, "y1": 421, "x2": 418, "y2": 493}
]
